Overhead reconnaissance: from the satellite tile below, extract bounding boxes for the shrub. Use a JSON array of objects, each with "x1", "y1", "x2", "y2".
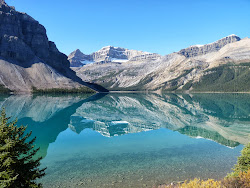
[
  {"x1": 165, "y1": 178, "x2": 223, "y2": 188},
  {"x1": 222, "y1": 170, "x2": 250, "y2": 188}
]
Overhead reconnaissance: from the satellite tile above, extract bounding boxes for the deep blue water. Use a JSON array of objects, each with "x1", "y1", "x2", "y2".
[{"x1": 1, "y1": 93, "x2": 249, "y2": 187}]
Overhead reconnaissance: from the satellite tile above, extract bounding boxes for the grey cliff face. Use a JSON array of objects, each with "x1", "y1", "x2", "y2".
[
  {"x1": 90, "y1": 46, "x2": 160, "y2": 62},
  {"x1": 129, "y1": 53, "x2": 161, "y2": 61},
  {"x1": 178, "y1": 35, "x2": 241, "y2": 58},
  {"x1": 68, "y1": 46, "x2": 161, "y2": 67},
  {"x1": 0, "y1": 1, "x2": 107, "y2": 92},
  {"x1": 68, "y1": 49, "x2": 92, "y2": 67},
  {"x1": 0, "y1": 2, "x2": 69, "y2": 71}
]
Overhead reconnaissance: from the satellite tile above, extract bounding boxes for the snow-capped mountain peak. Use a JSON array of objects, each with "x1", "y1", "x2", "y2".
[{"x1": 68, "y1": 46, "x2": 161, "y2": 67}]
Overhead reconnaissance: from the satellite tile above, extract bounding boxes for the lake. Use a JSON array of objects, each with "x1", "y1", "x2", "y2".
[{"x1": 1, "y1": 93, "x2": 250, "y2": 187}]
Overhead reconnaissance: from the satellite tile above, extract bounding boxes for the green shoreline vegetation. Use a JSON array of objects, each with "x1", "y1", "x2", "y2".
[
  {"x1": 32, "y1": 86, "x2": 95, "y2": 94},
  {"x1": 0, "y1": 85, "x2": 96, "y2": 94},
  {"x1": 190, "y1": 63, "x2": 250, "y2": 92},
  {"x1": 0, "y1": 85, "x2": 11, "y2": 94},
  {"x1": 156, "y1": 62, "x2": 250, "y2": 93}
]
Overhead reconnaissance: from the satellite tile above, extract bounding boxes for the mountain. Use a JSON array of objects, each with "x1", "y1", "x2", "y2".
[
  {"x1": 68, "y1": 46, "x2": 161, "y2": 67},
  {"x1": 74, "y1": 35, "x2": 250, "y2": 92},
  {"x1": 178, "y1": 34, "x2": 241, "y2": 57},
  {"x1": 0, "y1": 0, "x2": 107, "y2": 93},
  {"x1": 68, "y1": 49, "x2": 90, "y2": 67}
]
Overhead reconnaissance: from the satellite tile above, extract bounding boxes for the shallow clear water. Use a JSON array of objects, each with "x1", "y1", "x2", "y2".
[{"x1": 1, "y1": 93, "x2": 250, "y2": 187}]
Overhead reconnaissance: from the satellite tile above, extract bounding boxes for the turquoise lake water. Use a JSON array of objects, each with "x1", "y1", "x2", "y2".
[{"x1": 1, "y1": 93, "x2": 250, "y2": 187}]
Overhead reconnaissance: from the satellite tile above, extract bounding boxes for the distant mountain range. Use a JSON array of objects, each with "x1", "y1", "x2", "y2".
[
  {"x1": 71, "y1": 34, "x2": 250, "y2": 92},
  {"x1": 68, "y1": 46, "x2": 160, "y2": 67},
  {"x1": 0, "y1": 0, "x2": 107, "y2": 93},
  {"x1": 1, "y1": 0, "x2": 249, "y2": 93}
]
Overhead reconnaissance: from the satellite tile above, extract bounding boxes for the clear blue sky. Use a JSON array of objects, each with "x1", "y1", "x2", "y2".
[{"x1": 6, "y1": 0, "x2": 250, "y2": 56}]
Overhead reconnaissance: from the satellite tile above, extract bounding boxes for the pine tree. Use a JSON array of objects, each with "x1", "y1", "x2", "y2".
[
  {"x1": 234, "y1": 143, "x2": 250, "y2": 174},
  {"x1": 0, "y1": 108, "x2": 46, "y2": 187}
]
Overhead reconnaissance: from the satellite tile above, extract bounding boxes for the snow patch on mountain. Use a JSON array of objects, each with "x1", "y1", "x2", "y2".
[{"x1": 68, "y1": 46, "x2": 159, "y2": 67}]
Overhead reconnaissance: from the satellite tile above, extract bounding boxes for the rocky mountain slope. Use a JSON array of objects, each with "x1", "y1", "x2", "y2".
[
  {"x1": 68, "y1": 46, "x2": 160, "y2": 67},
  {"x1": 74, "y1": 35, "x2": 250, "y2": 92},
  {"x1": 178, "y1": 34, "x2": 241, "y2": 57},
  {"x1": 0, "y1": 0, "x2": 107, "y2": 93}
]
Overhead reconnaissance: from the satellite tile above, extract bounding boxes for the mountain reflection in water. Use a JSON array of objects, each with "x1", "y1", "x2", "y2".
[
  {"x1": 71, "y1": 93, "x2": 250, "y2": 147},
  {"x1": 0, "y1": 93, "x2": 249, "y2": 159},
  {"x1": 1, "y1": 93, "x2": 250, "y2": 187}
]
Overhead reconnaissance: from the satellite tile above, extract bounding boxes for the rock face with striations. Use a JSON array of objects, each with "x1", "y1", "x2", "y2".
[
  {"x1": 68, "y1": 46, "x2": 161, "y2": 67},
  {"x1": 75, "y1": 35, "x2": 250, "y2": 92},
  {"x1": 68, "y1": 49, "x2": 92, "y2": 67},
  {"x1": 0, "y1": 0, "x2": 106, "y2": 92},
  {"x1": 178, "y1": 34, "x2": 241, "y2": 57}
]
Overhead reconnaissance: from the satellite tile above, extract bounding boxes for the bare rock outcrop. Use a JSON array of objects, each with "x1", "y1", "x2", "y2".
[
  {"x1": 75, "y1": 35, "x2": 250, "y2": 92},
  {"x1": 68, "y1": 49, "x2": 91, "y2": 67},
  {"x1": 68, "y1": 46, "x2": 161, "y2": 67},
  {"x1": 0, "y1": 0, "x2": 107, "y2": 92},
  {"x1": 178, "y1": 34, "x2": 241, "y2": 58}
]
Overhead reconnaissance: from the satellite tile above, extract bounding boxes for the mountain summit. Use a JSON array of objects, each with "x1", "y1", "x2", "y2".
[
  {"x1": 0, "y1": 1, "x2": 106, "y2": 92},
  {"x1": 68, "y1": 46, "x2": 161, "y2": 67},
  {"x1": 69, "y1": 35, "x2": 241, "y2": 68},
  {"x1": 75, "y1": 35, "x2": 250, "y2": 92},
  {"x1": 178, "y1": 34, "x2": 241, "y2": 57},
  {"x1": 0, "y1": 0, "x2": 6, "y2": 4}
]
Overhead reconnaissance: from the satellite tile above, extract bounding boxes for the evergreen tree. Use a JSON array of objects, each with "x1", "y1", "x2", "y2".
[
  {"x1": 234, "y1": 143, "x2": 250, "y2": 174},
  {"x1": 0, "y1": 108, "x2": 46, "y2": 187}
]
